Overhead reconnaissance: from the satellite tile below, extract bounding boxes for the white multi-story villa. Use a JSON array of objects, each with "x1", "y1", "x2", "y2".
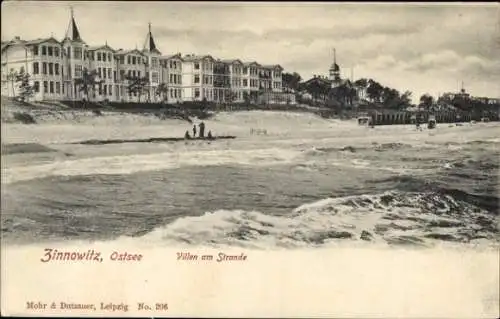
[
  {"x1": 181, "y1": 54, "x2": 215, "y2": 102},
  {"x1": 1, "y1": 8, "x2": 288, "y2": 104},
  {"x1": 243, "y1": 62, "x2": 261, "y2": 96},
  {"x1": 159, "y1": 53, "x2": 183, "y2": 103}
]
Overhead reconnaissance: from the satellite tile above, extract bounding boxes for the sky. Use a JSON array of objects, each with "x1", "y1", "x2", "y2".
[{"x1": 2, "y1": 1, "x2": 499, "y2": 102}]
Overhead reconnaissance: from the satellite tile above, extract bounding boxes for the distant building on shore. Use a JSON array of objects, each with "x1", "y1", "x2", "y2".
[
  {"x1": 301, "y1": 48, "x2": 365, "y2": 103},
  {"x1": 1, "y1": 8, "x2": 292, "y2": 105},
  {"x1": 440, "y1": 84, "x2": 500, "y2": 106}
]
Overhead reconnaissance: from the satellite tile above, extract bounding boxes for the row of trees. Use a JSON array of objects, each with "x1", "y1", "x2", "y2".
[
  {"x1": 281, "y1": 72, "x2": 415, "y2": 110},
  {"x1": 76, "y1": 68, "x2": 152, "y2": 103}
]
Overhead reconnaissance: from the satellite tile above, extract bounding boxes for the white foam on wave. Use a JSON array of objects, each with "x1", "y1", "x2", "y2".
[
  {"x1": 136, "y1": 191, "x2": 499, "y2": 250},
  {"x1": 1, "y1": 147, "x2": 301, "y2": 184}
]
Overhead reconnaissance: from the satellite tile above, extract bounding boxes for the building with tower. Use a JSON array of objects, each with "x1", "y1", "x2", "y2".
[
  {"x1": 329, "y1": 48, "x2": 342, "y2": 89},
  {"x1": 1, "y1": 8, "x2": 287, "y2": 104}
]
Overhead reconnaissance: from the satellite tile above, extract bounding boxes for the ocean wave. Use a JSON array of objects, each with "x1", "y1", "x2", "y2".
[
  {"x1": 139, "y1": 191, "x2": 499, "y2": 249},
  {"x1": 1, "y1": 147, "x2": 301, "y2": 184}
]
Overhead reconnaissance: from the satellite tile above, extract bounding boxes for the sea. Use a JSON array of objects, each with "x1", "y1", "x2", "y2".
[{"x1": 2, "y1": 122, "x2": 499, "y2": 249}]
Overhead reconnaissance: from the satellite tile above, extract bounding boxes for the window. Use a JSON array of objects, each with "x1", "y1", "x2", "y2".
[
  {"x1": 169, "y1": 61, "x2": 173, "y2": 68},
  {"x1": 194, "y1": 88, "x2": 200, "y2": 98},
  {"x1": 73, "y1": 47, "x2": 82, "y2": 59},
  {"x1": 54, "y1": 47, "x2": 59, "y2": 57},
  {"x1": 108, "y1": 53, "x2": 111, "y2": 61},
  {"x1": 108, "y1": 68, "x2": 111, "y2": 79},
  {"x1": 108, "y1": 85, "x2": 112, "y2": 96},
  {"x1": 170, "y1": 88, "x2": 173, "y2": 98},
  {"x1": 42, "y1": 46, "x2": 47, "y2": 55},
  {"x1": 243, "y1": 79, "x2": 248, "y2": 87},
  {"x1": 75, "y1": 65, "x2": 82, "y2": 78},
  {"x1": 138, "y1": 71, "x2": 141, "y2": 78},
  {"x1": 97, "y1": 52, "x2": 101, "y2": 61},
  {"x1": 98, "y1": 68, "x2": 102, "y2": 78},
  {"x1": 42, "y1": 62, "x2": 47, "y2": 75},
  {"x1": 48, "y1": 63, "x2": 53, "y2": 75},
  {"x1": 103, "y1": 52, "x2": 107, "y2": 62},
  {"x1": 67, "y1": 47, "x2": 71, "y2": 58},
  {"x1": 55, "y1": 63, "x2": 59, "y2": 75},
  {"x1": 194, "y1": 62, "x2": 200, "y2": 70},
  {"x1": 103, "y1": 68, "x2": 106, "y2": 79},
  {"x1": 48, "y1": 47, "x2": 53, "y2": 56},
  {"x1": 151, "y1": 58, "x2": 158, "y2": 68},
  {"x1": 62, "y1": 84, "x2": 64, "y2": 94},
  {"x1": 127, "y1": 56, "x2": 131, "y2": 64},
  {"x1": 61, "y1": 66, "x2": 64, "y2": 77},
  {"x1": 114, "y1": 71, "x2": 117, "y2": 82},
  {"x1": 99, "y1": 83, "x2": 102, "y2": 95},
  {"x1": 194, "y1": 74, "x2": 200, "y2": 84},
  {"x1": 120, "y1": 70, "x2": 125, "y2": 80},
  {"x1": 115, "y1": 85, "x2": 119, "y2": 97},
  {"x1": 127, "y1": 70, "x2": 131, "y2": 77},
  {"x1": 152, "y1": 72, "x2": 158, "y2": 84},
  {"x1": 120, "y1": 56, "x2": 124, "y2": 64},
  {"x1": 49, "y1": 81, "x2": 53, "y2": 94},
  {"x1": 169, "y1": 74, "x2": 173, "y2": 83},
  {"x1": 34, "y1": 81, "x2": 40, "y2": 92},
  {"x1": 33, "y1": 62, "x2": 39, "y2": 75},
  {"x1": 132, "y1": 70, "x2": 136, "y2": 77},
  {"x1": 43, "y1": 81, "x2": 48, "y2": 93},
  {"x1": 56, "y1": 82, "x2": 60, "y2": 94},
  {"x1": 33, "y1": 46, "x2": 39, "y2": 55},
  {"x1": 132, "y1": 56, "x2": 136, "y2": 65}
]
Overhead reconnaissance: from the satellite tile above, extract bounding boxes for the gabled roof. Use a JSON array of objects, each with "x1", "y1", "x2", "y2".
[
  {"x1": 1, "y1": 36, "x2": 61, "y2": 53},
  {"x1": 183, "y1": 54, "x2": 215, "y2": 62},
  {"x1": 25, "y1": 37, "x2": 61, "y2": 46},
  {"x1": 304, "y1": 76, "x2": 332, "y2": 85},
  {"x1": 159, "y1": 53, "x2": 182, "y2": 60},
  {"x1": 220, "y1": 58, "x2": 243, "y2": 65},
  {"x1": 115, "y1": 48, "x2": 145, "y2": 56},
  {"x1": 87, "y1": 44, "x2": 115, "y2": 52},
  {"x1": 243, "y1": 61, "x2": 261, "y2": 67}
]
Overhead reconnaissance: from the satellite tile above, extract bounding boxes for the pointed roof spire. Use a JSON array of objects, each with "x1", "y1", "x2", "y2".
[
  {"x1": 330, "y1": 47, "x2": 339, "y2": 72},
  {"x1": 65, "y1": 6, "x2": 82, "y2": 42},
  {"x1": 143, "y1": 22, "x2": 160, "y2": 54}
]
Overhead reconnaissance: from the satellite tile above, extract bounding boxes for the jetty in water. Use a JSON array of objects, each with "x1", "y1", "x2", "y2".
[
  {"x1": 362, "y1": 110, "x2": 499, "y2": 126},
  {"x1": 73, "y1": 136, "x2": 236, "y2": 145}
]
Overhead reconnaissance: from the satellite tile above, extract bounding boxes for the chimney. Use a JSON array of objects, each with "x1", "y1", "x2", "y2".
[{"x1": 14, "y1": 36, "x2": 21, "y2": 40}]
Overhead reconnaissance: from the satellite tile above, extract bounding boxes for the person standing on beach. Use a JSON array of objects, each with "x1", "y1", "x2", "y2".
[
  {"x1": 199, "y1": 122, "x2": 206, "y2": 138},
  {"x1": 193, "y1": 125, "x2": 197, "y2": 138}
]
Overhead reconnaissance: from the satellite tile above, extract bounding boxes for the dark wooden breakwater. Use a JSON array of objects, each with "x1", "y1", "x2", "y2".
[
  {"x1": 365, "y1": 110, "x2": 499, "y2": 126},
  {"x1": 73, "y1": 136, "x2": 236, "y2": 145}
]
